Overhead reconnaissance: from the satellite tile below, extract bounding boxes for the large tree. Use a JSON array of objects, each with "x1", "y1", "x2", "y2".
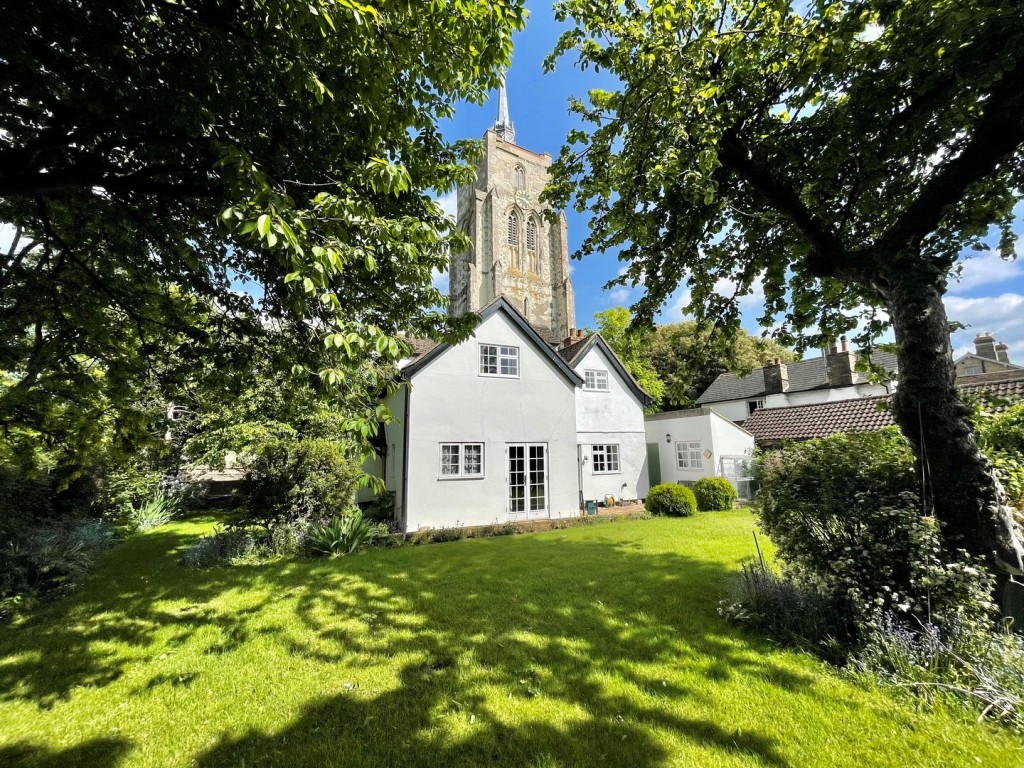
[
  {"x1": 1, "y1": 0, "x2": 525, "y2": 465},
  {"x1": 546, "y1": 0, "x2": 1024, "y2": 571}
]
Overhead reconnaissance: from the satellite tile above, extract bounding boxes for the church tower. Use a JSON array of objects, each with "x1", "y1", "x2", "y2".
[{"x1": 448, "y1": 78, "x2": 576, "y2": 343}]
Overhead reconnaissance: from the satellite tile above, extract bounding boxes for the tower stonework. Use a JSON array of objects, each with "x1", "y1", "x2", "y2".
[{"x1": 449, "y1": 125, "x2": 576, "y2": 343}]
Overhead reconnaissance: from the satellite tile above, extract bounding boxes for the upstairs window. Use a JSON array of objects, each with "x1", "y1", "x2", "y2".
[
  {"x1": 675, "y1": 440, "x2": 703, "y2": 470},
  {"x1": 591, "y1": 444, "x2": 620, "y2": 474},
  {"x1": 439, "y1": 443, "x2": 484, "y2": 478},
  {"x1": 747, "y1": 399, "x2": 764, "y2": 415},
  {"x1": 584, "y1": 370, "x2": 609, "y2": 391},
  {"x1": 480, "y1": 344, "x2": 519, "y2": 377},
  {"x1": 965, "y1": 365, "x2": 983, "y2": 376},
  {"x1": 507, "y1": 212, "x2": 519, "y2": 246}
]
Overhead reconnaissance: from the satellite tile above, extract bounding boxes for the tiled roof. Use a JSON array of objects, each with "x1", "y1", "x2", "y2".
[
  {"x1": 742, "y1": 397, "x2": 896, "y2": 443},
  {"x1": 695, "y1": 351, "x2": 899, "y2": 404},
  {"x1": 558, "y1": 335, "x2": 593, "y2": 366},
  {"x1": 403, "y1": 336, "x2": 439, "y2": 359},
  {"x1": 957, "y1": 369, "x2": 1024, "y2": 412},
  {"x1": 744, "y1": 370, "x2": 1024, "y2": 443}
]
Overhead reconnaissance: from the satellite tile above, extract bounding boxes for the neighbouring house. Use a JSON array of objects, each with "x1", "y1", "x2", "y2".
[
  {"x1": 643, "y1": 408, "x2": 757, "y2": 500},
  {"x1": 954, "y1": 332, "x2": 1020, "y2": 380},
  {"x1": 695, "y1": 337, "x2": 898, "y2": 424},
  {"x1": 743, "y1": 368, "x2": 1024, "y2": 447},
  {"x1": 360, "y1": 84, "x2": 652, "y2": 532}
]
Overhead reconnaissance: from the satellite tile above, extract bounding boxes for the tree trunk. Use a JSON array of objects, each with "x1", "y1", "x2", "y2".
[{"x1": 882, "y1": 262, "x2": 1024, "y2": 575}]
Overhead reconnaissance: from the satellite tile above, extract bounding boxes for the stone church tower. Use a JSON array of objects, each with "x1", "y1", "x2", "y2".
[{"x1": 448, "y1": 80, "x2": 576, "y2": 342}]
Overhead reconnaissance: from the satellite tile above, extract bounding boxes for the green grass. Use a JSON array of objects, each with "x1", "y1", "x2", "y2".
[{"x1": 0, "y1": 510, "x2": 1020, "y2": 767}]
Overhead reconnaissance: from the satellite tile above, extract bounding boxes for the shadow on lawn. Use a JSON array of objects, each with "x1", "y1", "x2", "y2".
[{"x1": 0, "y1": 522, "x2": 807, "y2": 767}]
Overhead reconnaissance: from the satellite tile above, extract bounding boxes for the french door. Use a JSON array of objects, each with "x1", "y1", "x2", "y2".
[{"x1": 507, "y1": 443, "x2": 548, "y2": 520}]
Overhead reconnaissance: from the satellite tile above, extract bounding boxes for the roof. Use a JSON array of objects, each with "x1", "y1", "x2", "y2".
[
  {"x1": 558, "y1": 333, "x2": 653, "y2": 405},
  {"x1": 743, "y1": 369, "x2": 1024, "y2": 443},
  {"x1": 957, "y1": 369, "x2": 1024, "y2": 410},
  {"x1": 695, "y1": 351, "x2": 899, "y2": 404},
  {"x1": 646, "y1": 406, "x2": 755, "y2": 436},
  {"x1": 399, "y1": 297, "x2": 585, "y2": 387},
  {"x1": 743, "y1": 397, "x2": 896, "y2": 443}
]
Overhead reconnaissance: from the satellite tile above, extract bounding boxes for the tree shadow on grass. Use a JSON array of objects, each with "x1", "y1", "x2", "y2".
[
  {"x1": 0, "y1": 521, "x2": 824, "y2": 765},
  {"x1": 0, "y1": 737, "x2": 131, "y2": 768}
]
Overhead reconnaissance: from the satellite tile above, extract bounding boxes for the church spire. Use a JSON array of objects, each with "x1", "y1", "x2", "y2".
[{"x1": 493, "y1": 73, "x2": 515, "y2": 144}]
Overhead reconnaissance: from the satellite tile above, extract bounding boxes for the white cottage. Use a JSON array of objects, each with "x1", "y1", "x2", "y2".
[{"x1": 644, "y1": 407, "x2": 757, "y2": 499}]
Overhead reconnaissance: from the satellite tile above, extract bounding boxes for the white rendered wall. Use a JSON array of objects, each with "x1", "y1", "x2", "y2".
[
  {"x1": 712, "y1": 383, "x2": 891, "y2": 423},
  {"x1": 402, "y1": 310, "x2": 579, "y2": 531},
  {"x1": 574, "y1": 345, "x2": 649, "y2": 502},
  {"x1": 644, "y1": 410, "x2": 752, "y2": 486}
]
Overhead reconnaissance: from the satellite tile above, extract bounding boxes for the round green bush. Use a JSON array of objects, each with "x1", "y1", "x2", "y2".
[
  {"x1": 645, "y1": 483, "x2": 697, "y2": 517},
  {"x1": 693, "y1": 476, "x2": 738, "y2": 511}
]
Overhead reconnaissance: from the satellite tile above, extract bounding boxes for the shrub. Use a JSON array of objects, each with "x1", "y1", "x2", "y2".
[
  {"x1": 646, "y1": 483, "x2": 696, "y2": 517},
  {"x1": 94, "y1": 464, "x2": 163, "y2": 518},
  {"x1": 755, "y1": 428, "x2": 996, "y2": 646},
  {"x1": 241, "y1": 438, "x2": 362, "y2": 527},
  {"x1": 307, "y1": 508, "x2": 383, "y2": 557},
  {"x1": 693, "y1": 477, "x2": 737, "y2": 511},
  {"x1": 179, "y1": 528, "x2": 259, "y2": 569},
  {"x1": 129, "y1": 493, "x2": 180, "y2": 531}
]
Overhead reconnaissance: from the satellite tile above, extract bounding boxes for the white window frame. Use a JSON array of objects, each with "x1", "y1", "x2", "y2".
[
  {"x1": 676, "y1": 440, "x2": 703, "y2": 470},
  {"x1": 747, "y1": 399, "x2": 764, "y2": 415},
  {"x1": 591, "y1": 444, "x2": 620, "y2": 474},
  {"x1": 438, "y1": 442, "x2": 484, "y2": 479},
  {"x1": 964, "y1": 365, "x2": 983, "y2": 376},
  {"x1": 479, "y1": 343, "x2": 519, "y2": 378},
  {"x1": 583, "y1": 369, "x2": 609, "y2": 392}
]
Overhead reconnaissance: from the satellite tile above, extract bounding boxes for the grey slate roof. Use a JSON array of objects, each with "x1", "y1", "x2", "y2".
[{"x1": 695, "y1": 351, "x2": 899, "y2": 404}]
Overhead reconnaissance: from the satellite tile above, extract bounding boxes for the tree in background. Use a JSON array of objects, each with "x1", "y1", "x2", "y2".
[
  {"x1": 591, "y1": 308, "x2": 665, "y2": 410},
  {"x1": 546, "y1": 0, "x2": 1024, "y2": 572},
  {"x1": 648, "y1": 321, "x2": 797, "y2": 407},
  {"x1": 1, "y1": 0, "x2": 526, "y2": 474},
  {"x1": 594, "y1": 307, "x2": 795, "y2": 409}
]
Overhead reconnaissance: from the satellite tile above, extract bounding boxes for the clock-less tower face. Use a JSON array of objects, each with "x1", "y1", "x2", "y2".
[{"x1": 448, "y1": 129, "x2": 576, "y2": 343}]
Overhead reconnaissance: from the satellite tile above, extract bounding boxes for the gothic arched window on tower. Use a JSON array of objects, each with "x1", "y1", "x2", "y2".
[
  {"x1": 514, "y1": 165, "x2": 526, "y2": 189},
  {"x1": 526, "y1": 218, "x2": 538, "y2": 273},
  {"x1": 507, "y1": 211, "x2": 519, "y2": 246}
]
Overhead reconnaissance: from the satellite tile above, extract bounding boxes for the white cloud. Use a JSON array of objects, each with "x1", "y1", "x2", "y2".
[
  {"x1": 435, "y1": 190, "x2": 458, "y2": 222},
  {"x1": 951, "y1": 250, "x2": 1023, "y2": 291},
  {"x1": 605, "y1": 286, "x2": 631, "y2": 305},
  {"x1": 946, "y1": 292, "x2": 1024, "y2": 361}
]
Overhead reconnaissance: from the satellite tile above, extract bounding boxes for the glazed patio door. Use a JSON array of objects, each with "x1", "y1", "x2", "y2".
[{"x1": 507, "y1": 443, "x2": 548, "y2": 520}]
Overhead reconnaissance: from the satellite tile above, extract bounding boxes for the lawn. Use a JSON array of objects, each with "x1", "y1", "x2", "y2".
[{"x1": 0, "y1": 511, "x2": 1019, "y2": 768}]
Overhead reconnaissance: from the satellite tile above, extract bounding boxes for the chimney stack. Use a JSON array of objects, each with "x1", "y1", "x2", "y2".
[
  {"x1": 841, "y1": 335, "x2": 849, "y2": 352},
  {"x1": 996, "y1": 342, "x2": 1011, "y2": 364},
  {"x1": 974, "y1": 332, "x2": 997, "y2": 361},
  {"x1": 826, "y1": 343, "x2": 856, "y2": 388},
  {"x1": 763, "y1": 358, "x2": 789, "y2": 395}
]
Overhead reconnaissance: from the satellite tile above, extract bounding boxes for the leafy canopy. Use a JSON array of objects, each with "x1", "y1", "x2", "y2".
[
  {"x1": 545, "y1": 0, "x2": 1023, "y2": 349},
  {"x1": 1, "y1": 0, "x2": 527, "y2": 467}
]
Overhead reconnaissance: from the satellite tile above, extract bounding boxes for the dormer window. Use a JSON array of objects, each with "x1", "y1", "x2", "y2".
[{"x1": 584, "y1": 370, "x2": 609, "y2": 391}]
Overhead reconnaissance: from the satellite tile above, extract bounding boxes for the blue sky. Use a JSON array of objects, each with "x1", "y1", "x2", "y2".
[{"x1": 434, "y1": 1, "x2": 1024, "y2": 363}]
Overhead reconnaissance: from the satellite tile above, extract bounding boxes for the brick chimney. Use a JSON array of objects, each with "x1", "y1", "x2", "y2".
[
  {"x1": 975, "y1": 332, "x2": 997, "y2": 360},
  {"x1": 763, "y1": 357, "x2": 789, "y2": 394},
  {"x1": 826, "y1": 336, "x2": 856, "y2": 387},
  {"x1": 996, "y1": 342, "x2": 1011, "y2": 364}
]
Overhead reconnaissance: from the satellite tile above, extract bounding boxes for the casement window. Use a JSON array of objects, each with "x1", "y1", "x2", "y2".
[
  {"x1": 591, "y1": 444, "x2": 620, "y2": 474},
  {"x1": 747, "y1": 399, "x2": 764, "y2": 415},
  {"x1": 439, "y1": 443, "x2": 484, "y2": 478},
  {"x1": 964, "y1": 365, "x2": 983, "y2": 376},
  {"x1": 583, "y1": 369, "x2": 609, "y2": 391},
  {"x1": 480, "y1": 344, "x2": 519, "y2": 377},
  {"x1": 675, "y1": 440, "x2": 703, "y2": 470}
]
